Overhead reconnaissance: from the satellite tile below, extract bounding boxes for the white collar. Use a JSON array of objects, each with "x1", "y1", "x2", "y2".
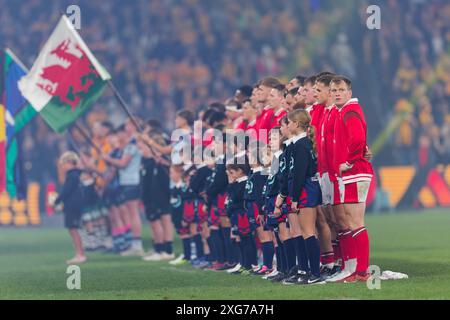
[
  {"x1": 196, "y1": 163, "x2": 206, "y2": 169},
  {"x1": 215, "y1": 154, "x2": 225, "y2": 162},
  {"x1": 183, "y1": 164, "x2": 193, "y2": 171},
  {"x1": 292, "y1": 132, "x2": 307, "y2": 143},
  {"x1": 236, "y1": 176, "x2": 248, "y2": 183},
  {"x1": 247, "y1": 119, "x2": 256, "y2": 126},
  {"x1": 339, "y1": 98, "x2": 359, "y2": 112},
  {"x1": 252, "y1": 166, "x2": 263, "y2": 173},
  {"x1": 273, "y1": 150, "x2": 283, "y2": 158},
  {"x1": 283, "y1": 137, "x2": 293, "y2": 146},
  {"x1": 305, "y1": 105, "x2": 313, "y2": 113}
]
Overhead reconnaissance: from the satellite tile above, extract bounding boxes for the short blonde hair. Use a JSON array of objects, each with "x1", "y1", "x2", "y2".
[{"x1": 59, "y1": 151, "x2": 80, "y2": 166}]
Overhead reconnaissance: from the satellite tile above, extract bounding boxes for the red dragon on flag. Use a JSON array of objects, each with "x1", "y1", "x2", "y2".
[{"x1": 36, "y1": 39, "x2": 100, "y2": 110}]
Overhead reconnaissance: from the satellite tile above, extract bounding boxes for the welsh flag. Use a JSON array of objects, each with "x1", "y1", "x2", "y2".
[{"x1": 18, "y1": 15, "x2": 111, "y2": 132}]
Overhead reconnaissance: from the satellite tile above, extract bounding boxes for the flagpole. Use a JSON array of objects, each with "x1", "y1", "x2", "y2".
[
  {"x1": 67, "y1": 130, "x2": 90, "y2": 169},
  {"x1": 106, "y1": 80, "x2": 164, "y2": 159},
  {"x1": 107, "y1": 80, "x2": 142, "y2": 132},
  {"x1": 72, "y1": 122, "x2": 102, "y2": 154}
]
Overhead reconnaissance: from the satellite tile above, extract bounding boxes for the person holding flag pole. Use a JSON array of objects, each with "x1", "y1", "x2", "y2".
[{"x1": 18, "y1": 14, "x2": 147, "y2": 258}]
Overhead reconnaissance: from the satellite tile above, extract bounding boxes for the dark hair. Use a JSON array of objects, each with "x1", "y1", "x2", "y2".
[
  {"x1": 145, "y1": 118, "x2": 162, "y2": 130},
  {"x1": 331, "y1": 75, "x2": 352, "y2": 89},
  {"x1": 208, "y1": 111, "x2": 227, "y2": 126},
  {"x1": 236, "y1": 85, "x2": 253, "y2": 98},
  {"x1": 316, "y1": 74, "x2": 335, "y2": 87},
  {"x1": 209, "y1": 102, "x2": 226, "y2": 113},
  {"x1": 274, "y1": 83, "x2": 286, "y2": 92},
  {"x1": 304, "y1": 75, "x2": 317, "y2": 86},
  {"x1": 226, "y1": 163, "x2": 249, "y2": 175},
  {"x1": 214, "y1": 124, "x2": 227, "y2": 132},
  {"x1": 101, "y1": 121, "x2": 114, "y2": 133},
  {"x1": 316, "y1": 71, "x2": 334, "y2": 78},
  {"x1": 295, "y1": 75, "x2": 306, "y2": 86},
  {"x1": 176, "y1": 109, "x2": 195, "y2": 126},
  {"x1": 202, "y1": 108, "x2": 216, "y2": 123}
]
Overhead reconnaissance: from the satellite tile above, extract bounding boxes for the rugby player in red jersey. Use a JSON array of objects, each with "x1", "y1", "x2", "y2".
[{"x1": 326, "y1": 76, "x2": 374, "y2": 283}]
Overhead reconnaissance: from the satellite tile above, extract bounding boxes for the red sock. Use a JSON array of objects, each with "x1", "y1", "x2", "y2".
[
  {"x1": 337, "y1": 232, "x2": 347, "y2": 269},
  {"x1": 353, "y1": 227, "x2": 370, "y2": 274},
  {"x1": 320, "y1": 251, "x2": 335, "y2": 266},
  {"x1": 339, "y1": 229, "x2": 357, "y2": 269}
]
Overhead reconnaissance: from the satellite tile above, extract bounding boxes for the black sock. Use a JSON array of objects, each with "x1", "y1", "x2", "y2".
[
  {"x1": 221, "y1": 227, "x2": 232, "y2": 263},
  {"x1": 241, "y1": 236, "x2": 250, "y2": 269},
  {"x1": 206, "y1": 237, "x2": 216, "y2": 262},
  {"x1": 164, "y1": 241, "x2": 173, "y2": 254},
  {"x1": 212, "y1": 230, "x2": 225, "y2": 263},
  {"x1": 231, "y1": 239, "x2": 240, "y2": 264},
  {"x1": 238, "y1": 240, "x2": 245, "y2": 266},
  {"x1": 242, "y1": 235, "x2": 257, "y2": 269},
  {"x1": 293, "y1": 236, "x2": 310, "y2": 273},
  {"x1": 305, "y1": 236, "x2": 321, "y2": 277},
  {"x1": 182, "y1": 237, "x2": 192, "y2": 260},
  {"x1": 155, "y1": 242, "x2": 164, "y2": 253},
  {"x1": 261, "y1": 241, "x2": 275, "y2": 269},
  {"x1": 193, "y1": 234, "x2": 204, "y2": 258},
  {"x1": 249, "y1": 236, "x2": 258, "y2": 266},
  {"x1": 283, "y1": 238, "x2": 297, "y2": 271},
  {"x1": 274, "y1": 232, "x2": 285, "y2": 273},
  {"x1": 275, "y1": 245, "x2": 284, "y2": 273}
]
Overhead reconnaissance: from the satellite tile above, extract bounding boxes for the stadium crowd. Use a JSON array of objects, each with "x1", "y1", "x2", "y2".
[{"x1": 0, "y1": 1, "x2": 449, "y2": 198}]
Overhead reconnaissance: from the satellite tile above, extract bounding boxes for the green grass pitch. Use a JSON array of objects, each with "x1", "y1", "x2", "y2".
[{"x1": 1, "y1": 209, "x2": 450, "y2": 300}]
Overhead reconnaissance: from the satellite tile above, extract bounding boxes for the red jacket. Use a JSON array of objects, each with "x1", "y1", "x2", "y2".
[
  {"x1": 308, "y1": 103, "x2": 326, "y2": 133},
  {"x1": 333, "y1": 98, "x2": 373, "y2": 184},
  {"x1": 308, "y1": 103, "x2": 325, "y2": 173},
  {"x1": 318, "y1": 106, "x2": 337, "y2": 176}
]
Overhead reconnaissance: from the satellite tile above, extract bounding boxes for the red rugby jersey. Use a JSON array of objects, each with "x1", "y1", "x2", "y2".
[
  {"x1": 234, "y1": 119, "x2": 247, "y2": 130},
  {"x1": 332, "y1": 98, "x2": 373, "y2": 183},
  {"x1": 245, "y1": 118, "x2": 259, "y2": 141},
  {"x1": 257, "y1": 107, "x2": 275, "y2": 132},
  {"x1": 308, "y1": 103, "x2": 326, "y2": 132},
  {"x1": 307, "y1": 103, "x2": 325, "y2": 173},
  {"x1": 270, "y1": 108, "x2": 287, "y2": 129},
  {"x1": 318, "y1": 106, "x2": 336, "y2": 175}
]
